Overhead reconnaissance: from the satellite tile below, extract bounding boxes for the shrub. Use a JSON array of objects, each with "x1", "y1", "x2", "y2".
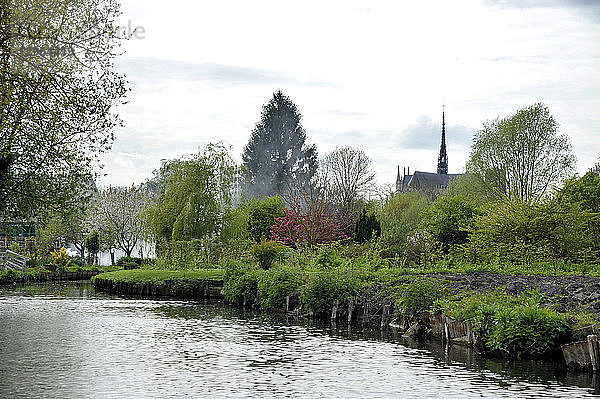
[
  {"x1": 423, "y1": 195, "x2": 479, "y2": 252},
  {"x1": 354, "y1": 209, "x2": 381, "y2": 243},
  {"x1": 315, "y1": 245, "x2": 344, "y2": 269},
  {"x1": 301, "y1": 268, "x2": 360, "y2": 316},
  {"x1": 437, "y1": 290, "x2": 570, "y2": 358},
  {"x1": 220, "y1": 206, "x2": 251, "y2": 243},
  {"x1": 116, "y1": 256, "x2": 143, "y2": 266},
  {"x1": 258, "y1": 265, "x2": 304, "y2": 309},
  {"x1": 247, "y1": 196, "x2": 284, "y2": 242},
  {"x1": 223, "y1": 260, "x2": 262, "y2": 306},
  {"x1": 250, "y1": 239, "x2": 287, "y2": 270},
  {"x1": 50, "y1": 247, "x2": 71, "y2": 270},
  {"x1": 271, "y1": 205, "x2": 347, "y2": 248},
  {"x1": 466, "y1": 198, "x2": 597, "y2": 264},
  {"x1": 380, "y1": 191, "x2": 430, "y2": 257},
  {"x1": 397, "y1": 277, "x2": 447, "y2": 312}
]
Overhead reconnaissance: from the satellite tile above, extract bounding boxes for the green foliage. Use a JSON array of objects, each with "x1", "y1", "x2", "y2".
[
  {"x1": 354, "y1": 208, "x2": 381, "y2": 243},
  {"x1": 315, "y1": 245, "x2": 345, "y2": 269},
  {"x1": 145, "y1": 143, "x2": 238, "y2": 242},
  {"x1": 558, "y1": 168, "x2": 600, "y2": 258},
  {"x1": 247, "y1": 196, "x2": 284, "y2": 241},
  {"x1": 437, "y1": 290, "x2": 569, "y2": 358},
  {"x1": 223, "y1": 260, "x2": 262, "y2": 306},
  {"x1": 0, "y1": 0, "x2": 127, "y2": 219},
  {"x1": 116, "y1": 256, "x2": 143, "y2": 266},
  {"x1": 424, "y1": 195, "x2": 479, "y2": 252},
  {"x1": 156, "y1": 239, "x2": 227, "y2": 270},
  {"x1": 301, "y1": 268, "x2": 360, "y2": 317},
  {"x1": 467, "y1": 103, "x2": 575, "y2": 202},
  {"x1": 242, "y1": 90, "x2": 318, "y2": 197},
  {"x1": 397, "y1": 277, "x2": 447, "y2": 312},
  {"x1": 467, "y1": 198, "x2": 598, "y2": 264},
  {"x1": 258, "y1": 265, "x2": 304, "y2": 309},
  {"x1": 250, "y1": 239, "x2": 287, "y2": 270},
  {"x1": 220, "y1": 206, "x2": 250, "y2": 244},
  {"x1": 85, "y1": 231, "x2": 100, "y2": 256},
  {"x1": 380, "y1": 191, "x2": 430, "y2": 257},
  {"x1": 50, "y1": 247, "x2": 71, "y2": 270}
]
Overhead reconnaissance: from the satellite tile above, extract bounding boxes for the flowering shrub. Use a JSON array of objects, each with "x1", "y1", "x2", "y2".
[
  {"x1": 270, "y1": 206, "x2": 347, "y2": 248},
  {"x1": 50, "y1": 247, "x2": 71, "y2": 270}
]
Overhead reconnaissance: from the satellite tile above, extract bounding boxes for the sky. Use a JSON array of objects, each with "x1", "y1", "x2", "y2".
[{"x1": 99, "y1": 0, "x2": 600, "y2": 188}]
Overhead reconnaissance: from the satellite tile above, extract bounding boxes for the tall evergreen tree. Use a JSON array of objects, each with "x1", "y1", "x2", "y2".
[{"x1": 242, "y1": 91, "x2": 318, "y2": 197}]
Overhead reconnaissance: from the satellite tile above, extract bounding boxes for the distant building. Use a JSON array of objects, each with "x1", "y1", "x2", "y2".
[{"x1": 396, "y1": 108, "x2": 462, "y2": 198}]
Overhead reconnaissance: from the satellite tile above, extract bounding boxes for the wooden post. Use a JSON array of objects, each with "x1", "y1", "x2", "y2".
[
  {"x1": 381, "y1": 303, "x2": 390, "y2": 328},
  {"x1": 286, "y1": 296, "x2": 290, "y2": 313},
  {"x1": 588, "y1": 335, "x2": 600, "y2": 373},
  {"x1": 309, "y1": 305, "x2": 314, "y2": 319},
  {"x1": 331, "y1": 299, "x2": 339, "y2": 321},
  {"x1": 362, "y1": 302, "x2": 370, "y2": 324},
  {"x1": 347, "y1": 300, "x2": 354, "y2": 323}
]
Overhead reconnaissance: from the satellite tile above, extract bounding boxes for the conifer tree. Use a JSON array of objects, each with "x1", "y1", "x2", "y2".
[{"x1": 242, "y1": 91, "x2": 318, "y2": 197}]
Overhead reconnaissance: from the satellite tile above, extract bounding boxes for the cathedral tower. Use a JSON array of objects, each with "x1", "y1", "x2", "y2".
[{"x1": 437, "y1": 107, "x2": 448, "y2": 175}]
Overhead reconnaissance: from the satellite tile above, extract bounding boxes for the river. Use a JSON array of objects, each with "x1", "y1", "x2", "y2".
[{"x1": 0, "y1": 282, "x2": 598, "y2": 398}]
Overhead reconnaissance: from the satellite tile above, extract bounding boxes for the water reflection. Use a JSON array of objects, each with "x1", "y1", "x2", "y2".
[{"x1": 0, "y1": 282, "x2": 598, "y2": 398}]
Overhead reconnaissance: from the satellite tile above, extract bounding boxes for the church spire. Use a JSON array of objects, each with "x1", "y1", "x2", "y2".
[{"x1": 437, "y1": 105, "x2": 448, "y2": 175}]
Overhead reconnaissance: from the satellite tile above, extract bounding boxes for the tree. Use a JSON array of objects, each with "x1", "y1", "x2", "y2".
[
  {"x1": 354, "y1": 208, "x2": 381, "y2": 243},
  {"x1": 95, "y1": 185, "x2": 150, "y2": 258},
  {"x1": 85, "y1": 230, "x2": 100, "y2": 265},
  {"x1": 322, "y1": 146, "x2": 376, "y2": 207},
  {"x1": 145, "y1": 143, "x2": 238, "y2": 242},
  {"x1": 319, "y1": 146, "x2": 376, "y2": 236},
  {"x1": 242, "y1": 90, "x2": 317, "y2": 197},
  {"x1": 557, "y1": 164, "x2": 600, "y2": 258},
  {"x1": 247, "y1": 196, "x2": 284, "y2": 242},
  {"x1": 0, "y1": 0, "x2": 127, "y2": 218},
  {"x1": 467, "y1": 103, "x2": 575, "y2": 202}
]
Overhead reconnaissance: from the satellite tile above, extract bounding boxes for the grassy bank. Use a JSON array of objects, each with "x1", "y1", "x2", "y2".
[
  {"x1": 92, "y1": 269, "x2": 225, "y2": 298},
  {"x1": 92, "y1": 269, "x2": 224, "y2": 284},
  {"x1": 0, "y1": 265, "x2": 118, "y2": 285}
]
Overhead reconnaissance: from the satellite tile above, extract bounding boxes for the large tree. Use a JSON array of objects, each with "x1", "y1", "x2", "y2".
[
  {"x1": 467, "y1": 103, "x2": 575, "y2": 202},
  {"x1": 145, "y1": 143, "x2": 238, "y2": 242},
  {"x1": 318, "y1": 146, "x2": 376, "y2": 236},
  {"x1": 242, "y1": 90, "x2": 317, "y2": 198},
  {"x1": 0, "y1": 0, "x2": 127, "y2": 218},
  {"x1": 94, "y1": 185, "x2": 150, "y2": 258}
]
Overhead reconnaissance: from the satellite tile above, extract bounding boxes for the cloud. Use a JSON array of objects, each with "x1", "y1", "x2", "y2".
[
  {"x1": 116, "y1": 56, "x2": 332, "y2": 87},
  {"x1": 484, "y1": 0, "x2": 600, "y2": 22},
  {"x1": 398, "y1": 116, "x2": 474, "y2": 150}
]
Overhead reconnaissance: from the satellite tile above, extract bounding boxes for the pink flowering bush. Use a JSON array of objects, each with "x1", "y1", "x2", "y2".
[{"x1": 270, "y1": 205, "x2": 348, "y2": 248}]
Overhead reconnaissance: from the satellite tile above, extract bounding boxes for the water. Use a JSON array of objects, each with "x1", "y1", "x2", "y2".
[{"x1": 0, "y1": 282, "x2": 598, "y2": 398}]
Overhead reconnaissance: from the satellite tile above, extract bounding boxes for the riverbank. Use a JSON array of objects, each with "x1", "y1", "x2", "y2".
[
  {"x1": 91, "y1": 265, "x2": 600, "y2": 366},
  {"x1": 0, "y1": 267, "x2": 110, "y2": 286},
  {"x1": 92, "y1": 269, "x2": 224, "y2": 298}
]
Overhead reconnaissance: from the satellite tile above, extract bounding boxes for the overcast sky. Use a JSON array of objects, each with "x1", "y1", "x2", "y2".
[{"x1": 100, "y1": 0, "x2": 600, "y2": 188}]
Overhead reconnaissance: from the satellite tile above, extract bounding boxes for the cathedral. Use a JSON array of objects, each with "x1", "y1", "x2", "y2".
[{"x1": 396, "y1": 109, "x2": 462, "y2": 197}]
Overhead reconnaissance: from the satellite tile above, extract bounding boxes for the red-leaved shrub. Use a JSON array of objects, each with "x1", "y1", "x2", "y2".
[{"x1": 270, "y1": 205, "x2": 347, "y2": 248}]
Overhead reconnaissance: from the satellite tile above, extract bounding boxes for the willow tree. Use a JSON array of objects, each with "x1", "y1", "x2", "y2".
[
  {"x1": 467, "y1": 103, "x2": 575, "y2": 202},
  {"x1": 0, "y1": 0, "x2": 127, "y2": 218},
  {"x1": 145, "y1": 143, "x2": 238, "y2": 242},
  {"x1": 242, "y1": 90, "x2": 317, "y2": 198}
]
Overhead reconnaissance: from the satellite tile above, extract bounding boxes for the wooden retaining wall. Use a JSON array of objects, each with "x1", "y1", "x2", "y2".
[
  {"x1": 93, "y1": 277, "x2": 224, "y2": 299},
  {"x1": 0, "y1": 270, "x2": 101, "y2": 285}
]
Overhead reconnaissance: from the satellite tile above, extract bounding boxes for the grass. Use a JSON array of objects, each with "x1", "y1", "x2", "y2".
[{"x1": 92, "y1": 269, "x2": 225, "y2": 284}]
